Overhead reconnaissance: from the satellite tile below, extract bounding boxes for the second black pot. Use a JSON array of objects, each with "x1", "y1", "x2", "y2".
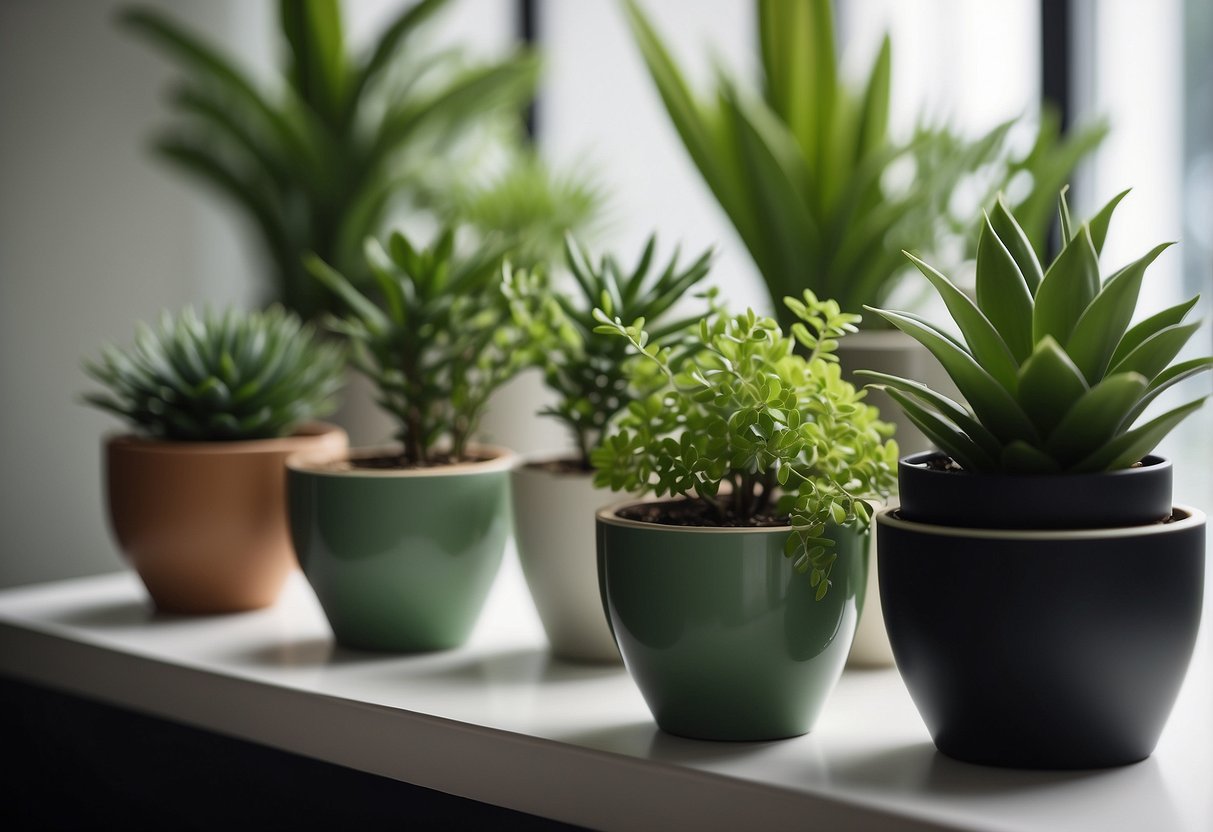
[{"x1": 876, "y1": 505, "x2": 1205, "y2": 769}]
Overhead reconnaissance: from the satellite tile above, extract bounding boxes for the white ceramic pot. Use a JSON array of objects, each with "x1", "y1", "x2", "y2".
[
  {"x1": 512, "y1": 456, "x2": 622, "y2": 663},
  {"x1": 846, "y1": 517, "x2": 895, "y2": 667}
]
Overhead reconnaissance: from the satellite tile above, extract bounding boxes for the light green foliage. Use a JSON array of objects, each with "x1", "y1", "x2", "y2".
[
  {"x1": 83, "y1": 306, "x2": 344, "y2": 441},
  {"x1": 504, "y1": 235, "x2": 713, "y2": 467},
  {"x1": 592, "y1": 294, "x2": 899, "y2": 599},
  {"x1": 428, "y1": 143, "x2": 606, "y2": 271},
  {"x1": 307, "y1": 227, "x2": 527, "y2": 466},
  {"x1": 624, "y1": 0, "x2": 1103, "y2": 325},
  {"x1": 861, "y1": 190, "x2": 1212, "y2": 474},
  {"x1": 122, "y1": 0, "x2": 538, "y2": 319}
]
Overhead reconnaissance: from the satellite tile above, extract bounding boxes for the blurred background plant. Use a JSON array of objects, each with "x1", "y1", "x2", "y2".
[
  {"x1": 625, "y1": 0, "x2": 1106, "y2": 326},
  {"x1": 122, "y1": 0, "x2": 541, "y2": 320}
]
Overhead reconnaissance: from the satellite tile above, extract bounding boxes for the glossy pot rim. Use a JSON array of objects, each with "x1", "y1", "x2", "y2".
[
  {"x1": 106, "y1": 422, "x2": 346, "y2": 456},
  {"x1": 900, "y1": 451, "x2": 1172, "y2": 483},
  {"x1": 597, "y1": 497, "x2": 794, "y2": 535},
  {"x1": 876, "y1": 504, "x2": 1204, "y2": 540},
  {"x1": 286, "y1": 443, "x2": 515, "y2": 478}
]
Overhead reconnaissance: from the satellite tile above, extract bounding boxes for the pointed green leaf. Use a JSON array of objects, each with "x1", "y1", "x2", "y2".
[
  {"x1": 1087, "y1": 189, "x2": 1130, "y2": 255},
  {"x1": 974, "y1": 215, "x2": 1035, "y2": 362},
  {"x1": 1072, "y1": 397, "x2": 1208, "y2": 472},
  {"x1": 1045, "y1": 372, "x2": 1149, "y2": 466},
  {"x1": 990, "y1": 194, "x2": 1044, "y2": 294},
  {"x1": 866, "y1": 307, "x2": 1038, "y2": 445},
  {"x1": 904, "y1": 250, "x2": 1019, "y2": 390},
  {"x1": 856, "y1": 370, "x2": 1002, "y2": 459},
  {"x1": 1066, "y1": 243, "x2": 1172, "y2": 383},
  {"x1": 1016, "y1": 336, "x2": 1089, "y2": 437},
  {"x1": 1122, "y1": 356, "x2": 1213, "y2": 425},
  {"x1": 1108, "y1": 322, "x2": 1201, "y2": 383},
  {"x1": 1110, "y1": 296, "x2": 1200, "y2": 368},
  {"x1": 1033, "y1": 224, "x2": 1100, "y2": 345},
  {"x1": 1058, "y1": 185, "x2": 1073, "y2": 242},
  {"x1": 884, "y1": 389, "x2": 998, "y2": 472}
]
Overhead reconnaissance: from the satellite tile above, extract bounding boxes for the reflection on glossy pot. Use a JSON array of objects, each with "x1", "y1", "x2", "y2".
[{"x1": 598, "y1": 503, "x2": 867, "y2": 741}]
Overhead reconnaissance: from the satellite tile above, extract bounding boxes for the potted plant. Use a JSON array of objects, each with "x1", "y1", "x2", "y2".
[
  {"x1": 503, "y1": 235, "x2": 712, "y2": 662},
  {"x1": 288, "y1": 227, "x2": 526, "y2": 652},
  {"x1": 82, "y1": 306, "x2": 347, "y2": 613},
  {"x1": 623, "y1": 0, "x2": 1106, "y2": 455},
  {"x1": 861, "y1": 189, "x2": 1210, "y2": 768},
  {"x1": 592, "y1": 294, "x2": 898, "y2": 740},
  {"x1": 122, "y1": 0, "x2": 537, "y2": 321}
]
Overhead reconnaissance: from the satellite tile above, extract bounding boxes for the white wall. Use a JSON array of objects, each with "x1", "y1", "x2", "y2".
[{"x1": 0, "y1": 0, "x2": 514, "y2": 588}]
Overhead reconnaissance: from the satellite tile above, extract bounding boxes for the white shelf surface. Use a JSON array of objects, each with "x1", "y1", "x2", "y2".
[{"x1": 0, "y1": 535, "x2": 1209, "y2": 832}]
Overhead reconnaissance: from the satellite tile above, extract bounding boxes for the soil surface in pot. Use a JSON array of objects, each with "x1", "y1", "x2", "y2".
[
  {"x1": 347, "y1": 451, "x2": 496, "y2": 470},
  {"x1": 524, "y1": 457, "x2": 594, "y2": 475},
  {"x1": 921, "y1": 455, "x2": 1150, "y2": 474},
  {"x1": 618, "y1": 498, "x2": 788, "y2": 528}
]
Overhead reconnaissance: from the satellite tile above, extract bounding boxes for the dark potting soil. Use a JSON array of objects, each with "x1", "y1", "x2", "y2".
[
  {"x1": 617, "y1": 498, "x2": 789, "y2": 528},
  {"x1": 349, "y1": 452, "x2": 496, "y2": 471},
  {"x1": 525, "y1": 457, "x2": 594, "y2": 475},
  {"x1": 922, "y1": 455, "x2": 1146, "y2": 473}
]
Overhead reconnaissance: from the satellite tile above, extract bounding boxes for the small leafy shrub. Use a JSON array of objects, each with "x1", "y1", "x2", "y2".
[
  {"x1": 504, "y1": 235, "x2": 713, "y2": 467},
  {"x1": 861, "y1": 189, "x2": 1212, "y2": 473},
  {"x1": 83, "y1": 306, "x2": 344, "y2": 441},
  {"x1": 307, "y1": 226, "x2": 526, "y2": 466},
  {"x1": 592, "y1": 294, "x2": 898, "y2": 598}
]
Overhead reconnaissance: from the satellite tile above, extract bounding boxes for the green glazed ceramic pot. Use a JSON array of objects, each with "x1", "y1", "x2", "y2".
[
  {"x1": 287, "y1": 446, "x2": 514, "y2": 652},
  {"x1": 597, "y1": 500, "x2": 868, "y2": 741}
]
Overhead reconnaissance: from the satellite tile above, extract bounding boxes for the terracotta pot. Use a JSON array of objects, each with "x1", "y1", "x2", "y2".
[{"x1": 105, "y1": 423, "x2": 347, "y2": 614}]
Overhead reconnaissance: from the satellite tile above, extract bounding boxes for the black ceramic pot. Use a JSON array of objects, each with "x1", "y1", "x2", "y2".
[
  {"x1": 876, "y1": 505, "x2": 1205, "y2": 769},
  {"x1": 897, "y1": 451, "x2": 1173, "y2": 529}
]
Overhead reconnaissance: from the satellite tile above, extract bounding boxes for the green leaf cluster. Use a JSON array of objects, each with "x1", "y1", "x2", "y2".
[
  {"x1": 121, "y1": 0, "x2": 538, "y2": 320},
  {"x1": 307, "y1": 227, "x2": 527, "y2": 466},
  {"x1": 425, "y1": 143, "x2": 607, "y2": 272},
  {"x1": 83, "y1": 306, "x2": 344, "y2": 441},
  {"x1": 504, "y1": 235, "x2": 714, "y2": 467},
  {"x1": 592, "y1": 294, "x2": 898, "y2": 599},
  {"x1": 624, "y1": 0, "x2": 1104, "y2": 326},
  {"x1": 861, "y1": 190, "x2": 1212, "y2": 474}
]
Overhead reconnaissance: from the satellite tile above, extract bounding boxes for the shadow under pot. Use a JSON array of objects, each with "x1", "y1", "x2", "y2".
[
  {"x1": 877, "y1": 454, "x2": 1205, "y2": 769},
  {"x1": 105, "y1": 423, "x2": 348, "y2": 614},
  {"x1": 512, "y1": 455, "x2": 622, "y2": 664},
  {"x1": 287, "y1": 446, "x2": 513, "y2": 652},
  {"x1": 596, "y1": 500, "x2": 868, "y2": 741}
]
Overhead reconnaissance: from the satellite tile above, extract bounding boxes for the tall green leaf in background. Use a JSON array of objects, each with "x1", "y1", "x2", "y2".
[
  {"x1": 122, "y1": 0, "x2": 540, "y2": 320},
  {"x1": 624, "y1": 0, "x2": 1106, "y2": 327}
]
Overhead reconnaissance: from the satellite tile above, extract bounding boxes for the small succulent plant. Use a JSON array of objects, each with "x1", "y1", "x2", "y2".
[
  {"x1": 592, "y1": 293, "x2": 898, "y2": 598},
  {"x1": 504, "y1": 234, "x2": 713, "y2": 467},
  {"x1": 860, "y1": 189, "x2": 1212, "y2": 474},
  {"x1": 83, "y1": 306, "x2": 344, "y2": 441},
  {"x1": 307, "y1": 226, "x2": 527, "y2": 466}
]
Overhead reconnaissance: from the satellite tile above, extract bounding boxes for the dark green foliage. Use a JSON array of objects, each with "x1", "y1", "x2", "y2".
[
  {"x1": 593, "y1": 294, "x2": 898, "y2": 599},
  {"x1": 307, "y1": 227, "x2": 527, "y2": 466},
  {"x1": 121, "y1": 0, "x2": 538, "y2": 319},
  {"x1": 505, "y1": 235, "x2": 713, "y2": 467},
  {"x1": 861, "y1": 190, "x2": 1212, "y2": 473},
  {"x1": 625, "y1": 0, "x2": 1105, "y2": 325},
  {"x1": 83, "y1": 306, "x2": 344, "y2": 441}
]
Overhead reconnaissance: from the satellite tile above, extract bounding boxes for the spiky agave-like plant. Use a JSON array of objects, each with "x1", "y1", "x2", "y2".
[
  {"x1": 859, "y1": 190, "x2": 1212, "y2": 474},
  {"x1": 83, "y1": 306, "x2": 345, "y2": 441},
  {"x1": 503, "y1": 234, "x2": 713, "y2": 467}
]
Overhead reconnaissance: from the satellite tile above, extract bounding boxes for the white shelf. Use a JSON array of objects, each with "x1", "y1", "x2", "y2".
[{"x1": 0, "y1": 539, "x2": 1209, "y2": 832}]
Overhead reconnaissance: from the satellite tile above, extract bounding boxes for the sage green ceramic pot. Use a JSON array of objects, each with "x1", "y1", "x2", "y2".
[
  {"x1": 597, "y1": 500, "x2": 868, "y2": 741},
  {"x1": 287, "y1": 446, "x2": 514, "y2": 652}
]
